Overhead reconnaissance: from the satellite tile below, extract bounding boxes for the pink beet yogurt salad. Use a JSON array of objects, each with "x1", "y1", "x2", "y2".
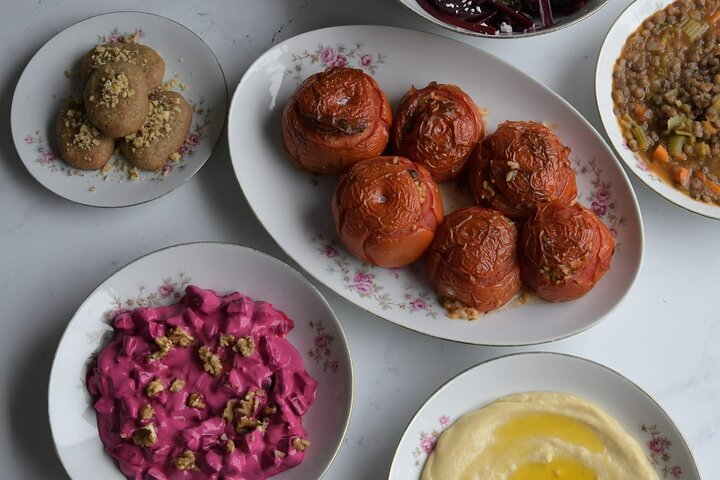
[{"x1": 87, "y1": 285, "x2": 318, "y2": 480}]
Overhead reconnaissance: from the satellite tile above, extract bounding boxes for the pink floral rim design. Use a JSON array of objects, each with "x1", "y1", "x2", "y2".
[
  {"x1": 312, "y1": 234, "x2": 439, "y2": 318},
  {"x1": 412, "y1": 415, "x2": 450, "y2": 466},
  {"x1": 572, "y1": 156, "x2": 627, "y2": 241},
  {"x1": 308, "y1": 320, "x2": 338, "y2": 374},
  {"x1": 642, "y1": 424, "x2": 683, "y2": 479},
  {"x1": 98, "y1": 27, "x2": 145, "y2": 45},
  {"x1": 287, "y1": 42, "x2": 386, "y2": 84}
]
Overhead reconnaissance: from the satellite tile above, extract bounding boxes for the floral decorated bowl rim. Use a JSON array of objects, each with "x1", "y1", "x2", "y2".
[
  {"x1": 11, "y1": 11, "x2": 228, "y2": 208},
  {"x1": 47, "y1": 241, "x2": 354, "y2": 480},
  {"x1": 388, "y1": 351, "x2": 700, "y2": 479},
  {"x1": 595, "y1": 0, "x2": 720, "y2": 220},
  {"x1": 394, "y1": 0, "x2": 610, "y2": 39}
]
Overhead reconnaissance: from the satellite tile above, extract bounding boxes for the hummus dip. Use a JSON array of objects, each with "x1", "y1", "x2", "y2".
[{"x1": 421, "y1": 392, "x2": 658, "y2": 480}]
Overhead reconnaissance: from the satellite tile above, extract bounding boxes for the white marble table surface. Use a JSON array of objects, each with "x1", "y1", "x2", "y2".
[{"x1": 1, "y1": 0, "x2": 718, "y2": 478}]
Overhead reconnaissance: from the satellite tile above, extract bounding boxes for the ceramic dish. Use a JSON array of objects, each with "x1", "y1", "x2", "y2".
[
  {"x1": 395, "y1": 0, "x2": 609, "y2": 38},
  {"x1": 11, "y1": 11, "x2": 227, "y2": 208},
  {"x1": 228, "y1": 25, "x2": 643, "y2": 346},
  {"x1": 597, "y1": 0, "x2": 720, "y2": 220},
  {"x1": 389, "y1": 351, "x2": 699, "y2": 479},
  {"x1": 48, "y1": 242, "x2": 352, "y2": 480}
]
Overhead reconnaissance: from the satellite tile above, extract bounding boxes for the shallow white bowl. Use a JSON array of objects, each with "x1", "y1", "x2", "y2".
[
  {"x1": 48, "y1": 242, "x2": 353, "y2": 479},
  {"x1": 11, "y1": 11, "x2": 227, "y2": 207},
  {"x1": 228, "y1": 25, "x2": 643, "y2": 346},
  {"x1": 596, "y1": 0, "x2": 720, "y2": 220},
  {"x1": 390, "y1": 352, "x2": 699, "y2": 479}
]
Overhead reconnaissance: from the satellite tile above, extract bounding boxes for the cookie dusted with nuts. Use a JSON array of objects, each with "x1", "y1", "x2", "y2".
[
  {"x1": 81, "y1": 39, "x2": 165, "y2": 88},
  {"x1": 84, "y1": 62, "x2": 150, "y2": 138},
  {"x1": 120, "y1": 90, "x2": 192, "y2": 171},
  {"x1": 55, "y1": 101, "x2": 114, "y2": 170}
]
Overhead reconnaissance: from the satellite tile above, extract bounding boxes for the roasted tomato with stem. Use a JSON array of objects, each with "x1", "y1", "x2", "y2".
[
  {"x1": 332, "y1": 156, "x2": 444, "y2": 268},
  {"x1": 520, "y1": 201, "x2": 615, "y2": 303},
  {"x1": 427, "y1": 206, "x2": 521, "y2": 317},
  {"x1": 282, "y1": 67, "x2": 392, "y2": 174},
  {"x1": 392, "y1": 82, "x2": 484, "y2": 182},
  {"x1": 468, "y1": 120, "x2": 577, "y2": 219}
]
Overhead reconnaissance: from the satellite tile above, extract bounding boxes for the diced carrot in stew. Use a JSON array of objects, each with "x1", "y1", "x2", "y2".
[
  {"x1": 653, "y1": 145, "x2": 670, "y2": 163},
  {"x1": 672, "y1": 166, "x2": 692, "y2": 188}
]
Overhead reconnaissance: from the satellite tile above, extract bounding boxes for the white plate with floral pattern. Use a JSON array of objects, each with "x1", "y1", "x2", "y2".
[
  {"x1": 11, "y1": 11, "x2": 227, "y2": 207},
  {"x1": 228, "y1": 25, "x2": 643, "y2": 346},
  {"x1": 596, "y1": 0, "x2": 720, "y2": 220},
  {"x1": 389, "y1": 352, "x2": 699, "y2": 480},
  {"x1": 48, "y1": 242, "x2": 353, "y2": 480}
]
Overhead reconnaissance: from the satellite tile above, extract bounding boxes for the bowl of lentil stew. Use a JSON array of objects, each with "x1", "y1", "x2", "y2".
[{"x1": 597, "y1": 0, "x2": 720, "y2": 219}]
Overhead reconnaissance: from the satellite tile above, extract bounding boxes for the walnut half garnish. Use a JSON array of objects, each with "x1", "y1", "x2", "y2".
[
  {"x1": 234, "y1": 336, "x2": 255, "y2": 357},
  {"x1": 292, "y1": 437, "x2": 311, "y2": 452},
  {"x1": 235, "y1": 415, "x2": 258, "y2": 433},
  {"x1": 168, "y1": 327, "x2": 194, "y2": 347},
  {"x1": 219, "y1": 333, "x2": 236, "y2": 348},
  {"x1": 172, "y1": 449, "x2": 197, "y2": 470},
  {"x1": 146, "y1": 378, "x2": 165, "y2": 397},
  {"x1": 187, "y1": 393, "x2": 206, "y2": 409},
  {"x1": 132, "y1": 423, "x2": 157, "y2": 447},
  {"x1": 169, "y1": 378, "x2": 185, "y2": 392},
  {"x1": 139, "y1": 404, "x2": 154, "y2": 420},
  {"x1": 198, "y1": 346, "x2": 223, "y2": 376},
  {"x1": 222, "y1": 399, "x2": 239, "y2": 422},
  {"x1": 146, "y1": 335, "x2": 173, "y2": 362}
]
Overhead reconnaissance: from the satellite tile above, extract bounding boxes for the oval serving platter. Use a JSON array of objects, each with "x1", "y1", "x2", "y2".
[{"x1": 228, "y1": 25, "x2": 643, "y2": 346}]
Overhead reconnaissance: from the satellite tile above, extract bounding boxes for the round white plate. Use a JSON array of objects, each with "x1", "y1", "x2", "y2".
[
  {"x1": 48, "y1": 242, "x2": 353, "y2": 480},
  {"x1": 389, "y1": 352, "x2": 699, "y2": 480},
  {"x1": 11, "y1": 11, "x2": 227, "y2": 208},
  {"x1": 596, "y1": 0, "x2": 720, "y2": 220},
  {"x1": 228, "y1": 25, "x2": 643, "y2": 346},
  {"x1": 395, "y1": 0, "x2": 609, "y2": 38}
]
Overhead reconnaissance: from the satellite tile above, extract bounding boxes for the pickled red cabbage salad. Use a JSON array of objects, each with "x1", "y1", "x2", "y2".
[
  {"x1": 86, "y1": 285, "x2": 318, "y2": 480},
  {"x1": 416, "y1": 0, "x2": 590, "y2": 34}
]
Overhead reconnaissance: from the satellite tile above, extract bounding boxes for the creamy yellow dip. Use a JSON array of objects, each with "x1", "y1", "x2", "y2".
[{"x1": 421, "y1": 392, "x2": 658, "y2": 480}]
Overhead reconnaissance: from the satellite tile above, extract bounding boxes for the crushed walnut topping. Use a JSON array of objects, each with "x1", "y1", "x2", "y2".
[
  {"x1": 124, "y1": 94, "x2": 176, "y2": 151},
  {"x1": 88, "y1": 44, "x2": 139, "y2": 69},
  {"x1": 226, "y1": 439, "x2": 235, "y2": 453},
  {"x1": 187, "y1": 393, "x2": 206, "y2": 409},
  {"x1": 235, "y1": 415, "x2": 259, "y2": 433},
  {"x1": 129, "y1": 167, "x2": 140, "y2": 181},
  {"x1": 63, "y1": 108, "x2": 104, "y2": 150},
  {"x1": 234, "y1": 336, "x2": 255, "y2": 357},
  {"x1": 172, "y1": 449, "x2": 197, "y2": 471},
  {"x1": 139, "y1": 404, "x2": 155, "y2": 420},
  {"x1": 198, "y1": 346, "x2": 222, "y2": 376},
  {"x1": 146, "y1": 335, "x2": 173, "y2": 362},
  {"x1": 96, "y1": 68, "x2": 135, "y2": 109},
  {"x1": 132, "y1": 423, "x2": 157, "y2": 447},
  {"x1": 218, "y1": 333, "x2": 236, "y2": 348},
  {"x1": 262, "y1": 405, "x2": 278, "y2": 417},
  {"x1": 292, "y1": 437, "x2": 311, "y2": 452},
  {"x1": 168, "y1": 327, "x2": 194, "y2": 347},
  {"x1": 442, "y1": 297, "x2": 481, "y2": 320},
  {"x1": 146, "y1": 378, "x2": 165, "y2": 397},
  {"x1": 237, "y1": 389, "x2": 262, "y2": 418},
  {"x1": 169, "y1": 378, "x2": 185, "y2": 392},
  {"x1": 222, "y1": 399, "x2": 239, "y2": 422}
]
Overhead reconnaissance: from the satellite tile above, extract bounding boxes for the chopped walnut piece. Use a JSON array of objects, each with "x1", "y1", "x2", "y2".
[
  {"x1": 139, "y1": 404, "x2": 155, "y2": 420},
  {"x1": 236, "y1": 389, "x2": 262, "y2": 418},
  {"x1": 256, "y1": 420, "x2": 268, "y2": 433},
  {"x1": 187, "y1": 393, "x2": 206, "y2": 409},
  {"x1": 198, "y1": 346, "x2": 223, "y2": 376},
  {"x1": 97, "y1": 69, "x2": 134, "y2": 109},
  {"x1": 63, "y1": 108, "x2": 104, "y2": 150},
  {"x1": 172, "y1": 449, "x2": 197, "y2": 471},
  {"x1": 226, "y1": 440, "x2": 236, "y2": 453},
  {"x1": 146, "y1": 335, "x2": 173, "y2": 362},
  {"x1": 442, "y1": 297, "x2": 481, "y2": 320},
  {"x1": 222, "y1": 399, "x2": 239, "y2": 422},
  {"x1": 262, "y1": 405, "x2": 278, "y2": 417},
  {"x1": 169, "y1": 378, "x2": 185, "y2": 392},
  {"x1": 218, "y1": 333, "x2": 236, "y2": 348},
  {"x1": 234, "y1": 336, "x2": 255, "y2": 357},
  {"x1": 168, "y1": 327, "x2": 194, "y2": 347},
  {"x1": 169, "y1": 152, "x2": 181, "y2": 161},
  {"x1": 235, "y1": 415, "x2": 258, "y2": 433},
  {"x1": 292, "y1": 437, "x2": 311, "y2": 452},
  {"x1": 274, "y1": 450, "x2": 286, "y2": 459},
  {"x1": 132, "y1": 423, "x2": 157, "y2": 447},
  {"x1": 146, "y1": 378, "x2": 165, "y2": 397},
  {"x1": 125, "y1": 95, "x2": 177, "y2": 149},
  {"x1": 129, "y1": 167, "x2": 140, "y2": 181}
]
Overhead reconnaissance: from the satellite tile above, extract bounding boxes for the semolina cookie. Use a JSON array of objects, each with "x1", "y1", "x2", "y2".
[
  {"x1": 81, "y1": 42, "x2": 165, "y2": 88},
  {"x1": 120, "y1": 90, "x2": 192, "y2": 171},
  {"x1": 55, "y1": 101, "x2": 114, "y2": 170},
  {"x1": 84, "y1": 63, "x2": 150, "y2": 138}
]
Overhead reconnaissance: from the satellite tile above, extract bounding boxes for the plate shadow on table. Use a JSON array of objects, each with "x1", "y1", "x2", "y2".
[{"x1": 8, "y1": 323, "x2": 68, "y2": 478}]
